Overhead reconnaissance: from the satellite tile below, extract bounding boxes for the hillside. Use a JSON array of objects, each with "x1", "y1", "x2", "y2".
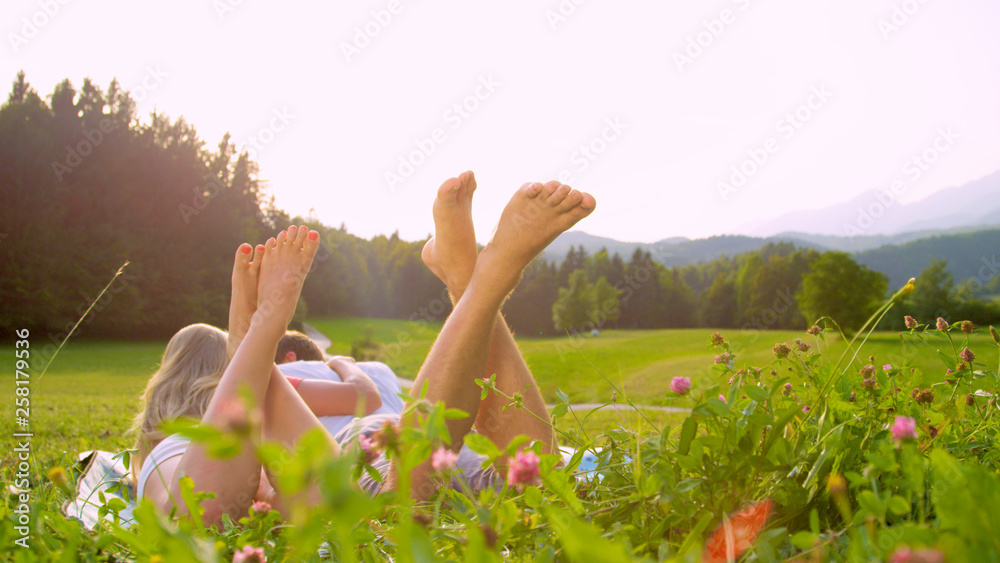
[{"x1": 854, "y1": 229, "x2": 1000, "y2": 288}]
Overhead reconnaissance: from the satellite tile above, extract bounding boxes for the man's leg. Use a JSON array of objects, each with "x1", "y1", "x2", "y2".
[
  {"x1": 419, "y1": 172, "x2": 554, "y2": 454},
  {"x1": 397, "y1": 175, "x2": 595, "y2": 499}
]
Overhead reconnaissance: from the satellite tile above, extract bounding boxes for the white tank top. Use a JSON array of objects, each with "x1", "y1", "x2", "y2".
[{"x1": 136, "y1": 434, "x2": 190, "y2": 499}]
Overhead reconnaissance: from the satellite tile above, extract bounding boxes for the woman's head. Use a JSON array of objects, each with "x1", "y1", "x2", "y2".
[{"x1": 131, "y1": 323, "x2": 229, "y2": 464}]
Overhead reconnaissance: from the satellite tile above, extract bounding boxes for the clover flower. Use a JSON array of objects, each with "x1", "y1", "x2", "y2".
[
  {"x1": 936, "y1": 317, "x2": 948, "y2": 331},
  {"x1": 888, "y1": 546, "x2": 944, "y2": 563},
  {"x1": 860, "y1": 364, "x2": 876, "y2": 378},
  {"x1": 961, "y1": 320, "x2": 974, "y2": 335},
  {"x1": 904, "y1": 316, "x2": 917, "y2": 330},
  {"x1": 710, "y1": 331, "x2": 725, "y2": 346},
  {"x1": 507, "y1": 450, "x2": 540, "y2": 488},
  {"x1": 773, "y1": 343, "x2": 791, "y2": 359},
  {"x1": 233, "y1": 545, "x2": 266, "y2": 563},
  {"x1": 670, "y1": 376, "x2": 691, "y2": 395},
  {"x1": 960, "y1": 347, "x2": 975, "y2": 363},
  {"x1": 714, "y1": 353, "x2": 732, "y2": 365},
  {"x1": 250, "y1": 501, "x2": 271, "y2": 515},
  {"x1": 890, "y1": 416, "x2": 918, "y2": 443},
  {"x1": 431, "y1": 447, "x2": 459, "y2": 472},
  {"x1": 806, "y1": 325, "x2": 821, "y2": 336}
]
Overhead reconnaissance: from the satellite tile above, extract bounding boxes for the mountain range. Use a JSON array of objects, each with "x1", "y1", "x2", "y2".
[{"x1": 545, "y1": 169, "x2": 1000, "y2": 288}]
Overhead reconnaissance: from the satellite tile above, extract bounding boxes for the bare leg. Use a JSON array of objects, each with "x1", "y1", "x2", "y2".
[
  {"x1": 419, "y1": 172, "x2": 554, "y2": 455},
  {"x1": 398, "y1": 177, "x2": 595, "y2": 499},
  {"x1": 171, "y1": 226, "x2": 323, "y2": 525}
]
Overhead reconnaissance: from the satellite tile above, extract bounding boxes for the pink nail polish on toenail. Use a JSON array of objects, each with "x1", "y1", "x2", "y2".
[
  {"x1": 308, "y1": 231, "x2": 318, "y2": 241},
  {"x1": 241, "y1": 245, "x2": 251, "y2": 254}
]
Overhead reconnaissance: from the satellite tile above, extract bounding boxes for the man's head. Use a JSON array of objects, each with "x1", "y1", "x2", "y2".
[{"x1": 276, "y1": 330, "x2": 325, "y2": 363}]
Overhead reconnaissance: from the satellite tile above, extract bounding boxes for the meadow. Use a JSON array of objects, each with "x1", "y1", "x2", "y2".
[
  {"x1": 4, "y1": 316, "x2": 1000, "y2": 561},
  {"x1": 2, "y1": 319, "x2": 994, "y2": 472}
]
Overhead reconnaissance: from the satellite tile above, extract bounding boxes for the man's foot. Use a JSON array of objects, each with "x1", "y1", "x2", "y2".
[
  {"x1": 421, "y1": 171, "x2": 479, "y2": 298},
  {"x1": 252, "y1": 225, "x2": 320, "y2": 334},
  {"x1": 229, "y1": 243, "x2": 265, "y2": 357},
  {"x1": 476, "y1": 181, "x2": 595, "y2": 296}
]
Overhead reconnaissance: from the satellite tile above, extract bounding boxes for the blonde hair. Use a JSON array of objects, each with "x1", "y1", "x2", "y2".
[{"x1": 130, "y1": 323, "x2": 229, "y2": 472}]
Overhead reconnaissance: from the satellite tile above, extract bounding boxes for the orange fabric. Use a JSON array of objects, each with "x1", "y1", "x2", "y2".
[{"x1": 703, "y1": 500, "x2": 774, "y2": 563}]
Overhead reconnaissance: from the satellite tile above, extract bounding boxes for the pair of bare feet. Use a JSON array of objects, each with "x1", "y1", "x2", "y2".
[
  {"x1": 229, "y1": 225, "x2": 321, "y2": 356},
  {"x1": 421, "y1": 171, "x2": 596, "y2": 301},
  {"x1": 227, "y1": 172, "x2": 596, "y2": 360}
]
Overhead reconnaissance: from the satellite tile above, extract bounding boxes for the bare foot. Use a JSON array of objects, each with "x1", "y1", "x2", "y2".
[
  {"x1": 229, "y1": 243, "x2": 265, "y2": 357},
  {"x1": 251, "y1": 225, "x2": 320, "y2": 335},
  {"x1": 421, "y1": 171, "x2": 479, "y2": 298},
  {"x1": 476, "y1": 181, "x2": 595, "y2": 296}
]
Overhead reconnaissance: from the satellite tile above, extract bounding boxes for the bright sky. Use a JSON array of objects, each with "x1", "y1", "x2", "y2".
[{"x1": 5, "y1": 0, "x2": 999, "y2": 243}]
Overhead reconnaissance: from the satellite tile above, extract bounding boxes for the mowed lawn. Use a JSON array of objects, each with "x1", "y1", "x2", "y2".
[{"x1": 2, "y1": 319, "x2": 997, "y2": 470}]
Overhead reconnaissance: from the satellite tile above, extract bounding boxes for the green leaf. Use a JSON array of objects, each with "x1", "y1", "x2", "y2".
[
  {"x1": 791, "y1": 531, "x2": 818, "y2": 549},
  {"x1": 540, "y1": 506, "x2": 632, "y2": 562},
  {"x1": 464, "y1": 433, "x2": 501, "y2": 460},
  {"x1": 887, "y1": 495, "x2": 911, "y2": 516},
  {"x1": 678, "y1": 417, "x2": 698, "y2": 456},
  {"x1": 857, "y1": 490, "x2": 884, "y2": 519}
]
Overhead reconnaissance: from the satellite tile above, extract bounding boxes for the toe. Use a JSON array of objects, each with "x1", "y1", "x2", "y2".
[
  {"x1": 437, "y1": 177, "x2": 462, "y2": 201},
  {"x1": 556, "y1": 189, "x2": 584, "y2": 212},
  {"x1": 276, "y1": 230, "x2": 288, "y2": 246},
  {"x1": 579, "y1": 191, "x2": 597, "y2": 211},
  {"x1": 460, "y1": 170, "x2": 477, "y2": 193},
  {"x1": 293, "y1": 225, "x2": 308, "y2": 247},
  {"x1": 304, "y1": 229, "x2": 320, "y2": 257},
  {"x1": 251, "y1": 244, "x2": 266, "y2": 270},
  {"x1": 521, "y1": 182, "x2": 543, "y2": 198},
  {"x1": 234, "y1": 244, "x2": 252, "y2": 270},
  {"x1": 548, "y1": 184, "x2": 571, "y2": 206}
]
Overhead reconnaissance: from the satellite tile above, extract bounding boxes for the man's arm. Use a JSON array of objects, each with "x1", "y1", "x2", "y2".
[{"x1": 292, "y1": 357, "x2": 382, "y2": 417}]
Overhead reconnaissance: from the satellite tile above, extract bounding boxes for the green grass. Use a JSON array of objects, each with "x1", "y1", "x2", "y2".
[
  {"x1": 2, "y1": 319, "x2": 997, "y2": 473},
  {"x1": 0, "y1": 341, "x2": 163, "y2": 473}
]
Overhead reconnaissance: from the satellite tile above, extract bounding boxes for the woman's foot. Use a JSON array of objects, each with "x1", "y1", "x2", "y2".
[
  {"x1": 421, "y1": 171, "x2": 479, "y2": 299},
  {"x1": 475, "y1": 181, "x2": 595, "y2": 297},
  {"x1": 229, "y1": 243, "x2": 266, "y2": 357},
  {"x1": 252, "y1": 225, "x2": 320, "y2": 335}
]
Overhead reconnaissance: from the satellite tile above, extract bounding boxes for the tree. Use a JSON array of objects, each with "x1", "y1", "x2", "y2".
[
  {"x1": 906, "y1": 260, "x2": 957, "y2": 323},
  {"x1": 700, "y1": 273, "x2": 737, "y2": 328},
  {"x1": 592, "y1": 276, "x2": 623, "y2": 326},
  {"x1": 797, "y1": 252, "x2": 888, "y2": 333},
  {"x1": 552, "y1": 270, "x2": 596, "y2": 333}
]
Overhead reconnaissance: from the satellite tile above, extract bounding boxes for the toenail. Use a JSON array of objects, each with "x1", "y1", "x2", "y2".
[
  {"x1": 240, "y1": 245, "x2": 251, "y2": 254},
  {"x1": 308, "y1": 231, "x2": 318, "y2": 241}
]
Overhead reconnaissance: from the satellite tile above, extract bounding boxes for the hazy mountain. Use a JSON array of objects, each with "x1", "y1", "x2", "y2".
[
  {"x1": 547, "y1": 225, "x2": 997, "y2": 268},
  {"x1": 737, "y1": 169, "x2": 1000, "y2": 238},
  {"x1": 855, "y1": 229, "x2": 1000, "y2": 289}
]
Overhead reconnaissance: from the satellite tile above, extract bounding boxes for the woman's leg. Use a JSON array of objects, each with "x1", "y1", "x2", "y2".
[{"x1": 169, "y1": 225, "x2": 321, "y2": 526}]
